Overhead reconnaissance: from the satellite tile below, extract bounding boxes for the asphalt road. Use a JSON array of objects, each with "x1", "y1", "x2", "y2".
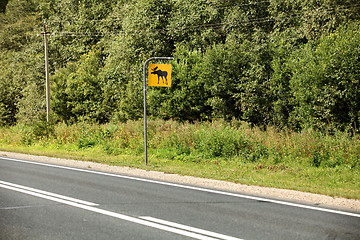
[{"x1": 0, "y1": 156, "x2": 359, "y2": 240}]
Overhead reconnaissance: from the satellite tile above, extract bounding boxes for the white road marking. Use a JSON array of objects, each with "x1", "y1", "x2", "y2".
[
  {"x1": 1, "y1": 157, "x2": 360, "y2": 218},
  {"x1": 0, "y1": 180, "x2": 98, "y2": 206},
  {"x1": 141, "y1": 216, "x2": 244, "y2": 240},
  {"x1": 1, "y1": 205, "x2": 35, "y2": 210},
  {"x1": 0, "y1": 180, "x2": 240, "y2": 240}
]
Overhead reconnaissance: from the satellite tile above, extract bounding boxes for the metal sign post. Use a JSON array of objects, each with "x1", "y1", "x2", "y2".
[{"x1": 143, "y1": 57, "x2": 173, "y2": 165}]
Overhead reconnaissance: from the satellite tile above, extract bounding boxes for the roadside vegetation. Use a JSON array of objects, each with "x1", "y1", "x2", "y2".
[
  {"x1": 1, "y1": 0, "x2": 359, "y2": 133},
  {"x1": 1, "y1": 119, "x2": 359, "y2": 199},
  {"x1": 0, "y1": 1, "x2": 359, "y2": 199}
]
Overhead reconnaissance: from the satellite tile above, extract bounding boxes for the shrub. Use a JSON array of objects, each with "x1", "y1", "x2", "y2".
[{"x1": 194, "y1": 126, "x2": 250, "y2": 159}]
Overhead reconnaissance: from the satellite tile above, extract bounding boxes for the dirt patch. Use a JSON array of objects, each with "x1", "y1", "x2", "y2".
[{"x1": 1, "y1": 151, "x2": 359, "y2": 212}]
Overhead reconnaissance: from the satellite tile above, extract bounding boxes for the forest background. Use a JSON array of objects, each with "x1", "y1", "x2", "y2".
[
  {"x1": 0, "y1": 0, "x2": 359, "y2": 198},
  {"x1": 0, "y1": 0, "x2": 359, "y2": 130}
]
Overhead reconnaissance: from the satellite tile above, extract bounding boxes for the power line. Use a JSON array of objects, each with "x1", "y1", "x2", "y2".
[
  {"x1": 46, "y1": 1, "x2": 359, "y2": 26},
  {"x1": 46, "y1": 0, "x2": 271, "y2": 25},
  {"x1": 46, "y1": 3, "x2": 360, "y2": 38},
  {"x1": 51, "y1": 31, "x2": 109, "y2": 37}
]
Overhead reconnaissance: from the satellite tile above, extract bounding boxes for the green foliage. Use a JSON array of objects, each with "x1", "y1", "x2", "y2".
[
  {"x1": 52, "y1": 49, "x2": 106, "y2": 123},
  {"x1": 199, "y1": 42, "x2": 245, "y2": 120},
  {"x1": 0, "y1": 0, "x2": 9, "y2": 13},
  {"x1": 0, "y1": 120, "x2": 360, "y2": 173},
  {"x1": 0, "y1": 119, "x2": 359, "y2": 198},
  {"x1": 148, "y1": 46, "x2": 211, "y2": 121},
  {"x1": 0, "y1": 0, "x2": 42, "y2": 125},
  {"x1": 289, "y1": 21, "x2": 360, "y2": 131},
  {"x1": 0, "y1": 51, "x2": 20, "y2": 126},
  {"x1": 169, "y1": 0, "x2": 227, "y2": 49},
  {"x1": 2, "y1": 119, "x2": 358, "y2": 168},
  {"x1": 17, "y1": 119, "x2": 55, "y2": 145},
  {"x1": 194, "y1": 126, "x2": 247, "y2": 158},
  {"x1": 1, "y1": 0, "x2": 360, "y2": 134}
]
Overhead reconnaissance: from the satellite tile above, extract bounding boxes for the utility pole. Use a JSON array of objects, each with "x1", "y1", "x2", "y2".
[{"x1": 42, "y1": 22, "x2": 50, "y2": 122}]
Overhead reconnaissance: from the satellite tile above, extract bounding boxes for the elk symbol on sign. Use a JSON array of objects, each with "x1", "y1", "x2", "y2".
[{"x1": 151, "y1": 66, "x2": 169, "y2": 85}]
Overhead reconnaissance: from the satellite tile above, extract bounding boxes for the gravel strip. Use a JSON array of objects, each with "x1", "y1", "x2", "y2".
[{"x1": 1, "y1": 151, "x2": 359, "y2": 212}]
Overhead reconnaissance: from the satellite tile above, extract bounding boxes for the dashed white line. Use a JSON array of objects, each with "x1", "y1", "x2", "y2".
[
  {"x1": 0, "y1": 180, "x2": 241, "y2": 240},
  {"x1": 141, "y1": 216, "x2": 244, "y2": 240}
]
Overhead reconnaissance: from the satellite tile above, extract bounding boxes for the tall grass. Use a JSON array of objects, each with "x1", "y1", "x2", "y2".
[
  {"x1": 0, "y1": 119, "x2": 359, "y2": 198},
  {"x1": 1, "y1": 120, "x2": 358, "y2": 168}
]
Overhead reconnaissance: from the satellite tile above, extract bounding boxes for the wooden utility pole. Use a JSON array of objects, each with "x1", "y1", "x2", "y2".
[{"x1": 42, "y1": 22, "x2": 50, "y2": 122}]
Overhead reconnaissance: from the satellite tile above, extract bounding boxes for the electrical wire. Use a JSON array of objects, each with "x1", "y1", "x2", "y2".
[
  {"x1": 46, "y1": 1, "x2": 359, "y2": 26},
  {"x1": 46, "y1": 0, "x2": 272, "y2": 25},
  {"x1": 46, "y1": 3, "x2": 360, "y2": 38}
]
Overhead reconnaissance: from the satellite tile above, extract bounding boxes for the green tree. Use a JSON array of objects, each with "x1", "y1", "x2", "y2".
[
  {"x1": 198, "y1": 42, "x2": 246, "y2": 120},
  {"x1": 1, "y1": 0, "x2": 360, "y2": 129},
  {"x1": 148, "y1": 46, "x2": 211, "y2": 121},
  {"x1": 0, "y1": 51, "x2": 22, "y2": 125},
  {"x1": 0, "y1": 0, "x2": 43, "y2": 125},
  {"x1": 0, "y1": 0, "x2": 9, "y2": 13},
  {"x1": 168, "y1": 0, "x2": 227, "y2": 50},
  {"x1": 290, "y1": 22, "x2": 360, "y2": 132},
  {"x1": 52, "y1": 49, "x2": 105, "y2": 122},
  {"x1": 38, "y1": 0, "x2": 116, "y2": 69},
  {"x1": 99, "y1": 0, "x2": 175, "y2": 121},
  {"x1": 268, "y1": 0, "x2": 360, "y2": 129}
]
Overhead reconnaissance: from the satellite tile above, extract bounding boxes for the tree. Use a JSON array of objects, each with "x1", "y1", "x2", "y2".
[
  {"x1": 0, "y1": 0, "x2": 9, "y2": 13},
  {"x1": 52, "y1": 49, "x2": 105, "y2": 122},
  {"x1": 0, "y1": 0, "x2": 46, "y2": 125},
  {"x1": 99, "y1": 0, "x2": 175, "y2": 121},
  {"x1": 148, "y1": 45, "x2": 211, "y2": 121},
  {"x1": 289, "y1": 21, "x2": 360, "y2": 132},
  {"x1": 0, "y1": 51, "x2": 22, "y2": 125},
  {"x1": 1, "y1": 0, "x2": 359, "y2": 130},
  {"x1": 198, "y1": 42, "x2": 246, "y2": 120},
  {"x1": 168, "y1": 0, "x2": 227, "y2": 50}
]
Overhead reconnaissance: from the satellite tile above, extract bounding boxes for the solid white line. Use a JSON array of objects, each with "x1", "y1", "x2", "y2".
[
  {"x1": 141, "y1": 216, "x2": 244, "y2": 240},
  {"x1": 0, "y1": 183, "x2": 95, "y2": 207},
  {"x1": 0, "y1": 181, "x2": 227, "y2": 240},
  {"x1": 1, "y1": 156, "x2": 360, "y2": 218},
  {"x1": 1, "y1": 205, "x2": 34, "y2": 210},
  {"x1": 0, "y1": 180, "x2": 98, "y2": 206}
]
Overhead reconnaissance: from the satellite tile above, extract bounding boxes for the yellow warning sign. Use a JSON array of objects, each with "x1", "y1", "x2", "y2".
[{"x1": 148, "y1": 64, "x2": 172, "y2": 87}]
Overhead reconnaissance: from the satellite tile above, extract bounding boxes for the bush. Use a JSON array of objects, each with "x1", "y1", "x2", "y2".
[{"x1": 193, "y1": 125, "x2": 268, "y2": 161}]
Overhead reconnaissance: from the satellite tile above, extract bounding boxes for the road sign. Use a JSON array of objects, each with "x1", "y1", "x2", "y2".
[
  {"x1": 143, "y1": 57, "x2": 173, "y2": 165},
  {"x1": 148, "y1": 64, "x2": 172, "y2": 87}
]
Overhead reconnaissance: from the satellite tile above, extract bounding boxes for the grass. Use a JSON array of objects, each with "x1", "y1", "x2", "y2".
[{"x1": 0, "y1": 119, "x2": 359, "y2": 199}]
